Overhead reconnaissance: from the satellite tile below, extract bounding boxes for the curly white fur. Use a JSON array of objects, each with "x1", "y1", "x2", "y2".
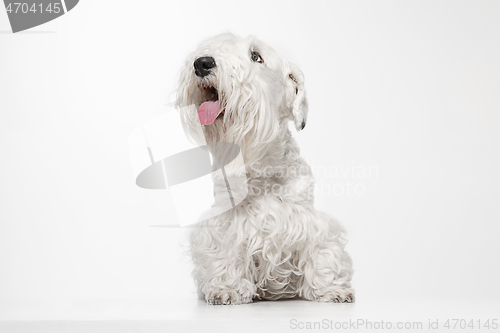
[{"x1": 176, "y1": 33, "x2": 354, "y2": 305}]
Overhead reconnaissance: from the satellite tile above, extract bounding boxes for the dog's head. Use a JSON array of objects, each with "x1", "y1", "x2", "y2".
[{"x1": 176, "y1": 33, "x2": 307, "y2": 163}]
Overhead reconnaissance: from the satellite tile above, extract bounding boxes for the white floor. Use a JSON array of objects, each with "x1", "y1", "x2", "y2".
[{"x1": 1, "y1": 298, "x2": 499, "y2": 332}]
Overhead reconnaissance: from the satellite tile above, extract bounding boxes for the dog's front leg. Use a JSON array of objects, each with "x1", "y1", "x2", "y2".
[
  {"x1": 296, "y1": 211, "x2": 355, "y2": 303},
  {"x1": 190, "y1": 214, "x2": 257, "y2": 305},
  {"x1": 202, "y1": 264, "x2": 257, "y2": 305}
]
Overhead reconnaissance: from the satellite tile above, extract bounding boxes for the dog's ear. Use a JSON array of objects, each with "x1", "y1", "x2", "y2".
[{"x1": 286, "y1": 63, "x2": 308, "y2": 131}]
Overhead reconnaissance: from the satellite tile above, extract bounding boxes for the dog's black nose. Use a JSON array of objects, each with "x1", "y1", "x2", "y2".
[{"x1": 194, "y1": 57, "x2": 216, "y2": 78}]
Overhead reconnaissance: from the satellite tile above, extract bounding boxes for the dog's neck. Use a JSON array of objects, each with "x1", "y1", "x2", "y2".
[{"x1": 245, "y1": 128, "x2": 301, "y2": 179}]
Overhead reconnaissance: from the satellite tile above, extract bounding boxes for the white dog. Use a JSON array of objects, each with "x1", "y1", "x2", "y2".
[{"x1": 176, "y1": 33, "x2": 354, "y2": 305}]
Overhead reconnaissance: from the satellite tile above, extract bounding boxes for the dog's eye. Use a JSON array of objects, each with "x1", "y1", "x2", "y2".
[{"x1": 251, "y1": 51, "x2": 264, "y2": 63}]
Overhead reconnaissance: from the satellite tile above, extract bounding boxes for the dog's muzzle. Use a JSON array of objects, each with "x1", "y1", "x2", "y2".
[{"x1": 194, "y1": 56, "x2": 216, "y2": 78}]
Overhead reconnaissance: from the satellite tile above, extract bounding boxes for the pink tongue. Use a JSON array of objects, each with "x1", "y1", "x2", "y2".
[{"x1": 197, "y1": 101, "x2": 221, "y2": 125}]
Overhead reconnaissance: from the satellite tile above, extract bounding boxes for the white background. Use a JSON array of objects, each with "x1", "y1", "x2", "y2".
[{"x1": 1, "y1": 0, "x2": 499, "y2": 308}]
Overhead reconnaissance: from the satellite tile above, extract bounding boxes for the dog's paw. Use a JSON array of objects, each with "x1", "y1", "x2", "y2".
[
  {"x1": 318, "y1": 290, "x2": 355, "y2": 303},
  {"x1": 206, "y1": 289, "x2": 253, "y2": 305},
  {"x1": 320, "y1": 292, "x2": 355, "y2": 303},
  {"x1": 304, "y1": 287, "x2": 355, "y2": 303}
]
